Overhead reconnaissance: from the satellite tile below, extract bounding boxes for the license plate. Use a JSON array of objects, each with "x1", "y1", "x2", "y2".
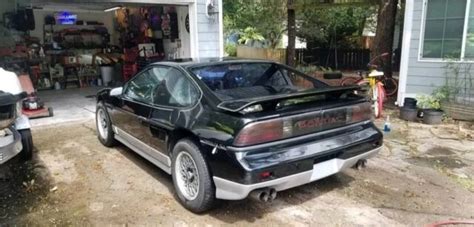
[{"x1": 310, "y1": 159, "x2": 339, "y2": 181}]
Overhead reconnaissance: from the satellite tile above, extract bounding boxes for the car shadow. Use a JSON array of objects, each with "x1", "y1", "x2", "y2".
[
  {"x1": 206, "y1": 173, "x2": 355, "y2": 224},
  {"x1": 0, "y1": 147, "x2": 54, "y2": 224},
  {"x1": 113, "y1": 144, "x2": 175, "y2": 194},
  {"x1": 112, "y1": 143, "x2": 355, "y2": 223}
]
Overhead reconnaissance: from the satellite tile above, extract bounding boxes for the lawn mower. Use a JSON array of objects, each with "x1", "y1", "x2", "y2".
[{"x1": 17, "y1": 74, "x2": 53, "y2": 119}]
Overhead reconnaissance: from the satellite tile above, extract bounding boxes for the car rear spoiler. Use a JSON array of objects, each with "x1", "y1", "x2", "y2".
[{"x1": 217, "y1": 85, "x2": 361, "y2": 113}]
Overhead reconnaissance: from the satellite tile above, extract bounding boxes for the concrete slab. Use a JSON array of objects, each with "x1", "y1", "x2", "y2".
[{"x1": 30, "y1": 87, "x2": 103, "y2": 127}]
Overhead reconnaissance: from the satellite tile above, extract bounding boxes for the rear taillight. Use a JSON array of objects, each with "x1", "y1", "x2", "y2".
[
  {"x1": 349, "y1": 102, "x2": 372, "y2": 122},
  {"x1": 234, "y1": 102, "x2": 372, "y2": 147},
  {"x1": 233, "y1": 120, "x2": 283, "y2": 146}
]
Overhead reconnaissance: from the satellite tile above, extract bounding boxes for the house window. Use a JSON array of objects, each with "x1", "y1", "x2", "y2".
[{"x1": 422, "y1": 0, "x2": 467, "y2": 59}]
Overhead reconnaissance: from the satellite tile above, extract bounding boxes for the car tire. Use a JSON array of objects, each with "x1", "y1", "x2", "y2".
[
  {"x1": 19, "y1": 129, "x2": 33, "y2": 161},
  {"x1": 171, "y1": 139, "x2": 215, "y2": 213},
  {"x1": 96, "y1": 102, "x2": 116, "y2": 147}
]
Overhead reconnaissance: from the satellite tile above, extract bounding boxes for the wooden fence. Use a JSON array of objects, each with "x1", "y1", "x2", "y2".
[
  {"x1": 236, "y1": 46, "x2": 286, "y2": 63},
  {"x1": 296, "y1": 48, "x2": 371, "y2": 70},
  {"x1": 236, "y1": 46, "x2": 371, "y2": 70}
]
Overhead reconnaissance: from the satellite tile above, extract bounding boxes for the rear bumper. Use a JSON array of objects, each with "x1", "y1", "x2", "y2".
[
  {"x1": 0, "y1": 128, "x2": 23, "y2": 165},
  {"x1": 213, "y1": 146, "x2": 381, "y2": 200}
]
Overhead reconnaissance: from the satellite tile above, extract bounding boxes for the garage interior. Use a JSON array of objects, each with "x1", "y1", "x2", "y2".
[{"x1": 0, "y1": 1, "x2": 192, "y2": 126}]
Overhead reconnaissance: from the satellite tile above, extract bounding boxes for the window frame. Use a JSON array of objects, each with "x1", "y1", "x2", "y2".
[
  {"x1": 418, "y1": 0, "x2": 474, "y2": 63},
  {"x1": 419, "y1": 0, "x2": 474, "y2": 62},
  {"x1": 122, "y1": 65, "x2": 203, "y2": 110}
]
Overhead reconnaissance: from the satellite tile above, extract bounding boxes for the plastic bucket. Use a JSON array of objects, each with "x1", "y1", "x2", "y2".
[
  {"x1": 404, "y1": 98, "x2": 417, "y2": 109},
  {"x1": 400, "y1": 107, "x2": 418, "y2": 122},
  {"x1": 100, "y1": 66, "x2": 113, "y2": 86},
  {"x1": 422, "y1": 109, "x2": 444, "y2": 125}
]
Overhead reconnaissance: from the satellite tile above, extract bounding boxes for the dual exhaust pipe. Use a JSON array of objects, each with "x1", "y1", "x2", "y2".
[
  {"x1": 249, "y1": 159, "x2": 368, "y2": 202},
  {"x1": 249, "y1": 188, "x2": 277, "y2": 202}
]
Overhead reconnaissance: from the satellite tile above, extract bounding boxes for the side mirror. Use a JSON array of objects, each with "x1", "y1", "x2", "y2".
[{"x1": 110, "y1": 87, "x2": 123, "y2": 97}]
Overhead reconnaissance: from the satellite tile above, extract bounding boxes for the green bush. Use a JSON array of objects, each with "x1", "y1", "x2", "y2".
[
  {"x1": 416, "y1": 85, "x2": 454, "y2": 110},
  {"x1": 225, "y1": 43, "x2": 237, "y2": 57},
  {"x1": 416, "y1": 94, "x2": 441, "y2": 110},
  {"x1": 296, "y1": 65, "x2": 333, "y2": 74}
]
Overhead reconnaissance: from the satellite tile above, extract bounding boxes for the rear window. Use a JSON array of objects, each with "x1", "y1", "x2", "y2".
[{"x1": 189, "y1": 63, "x2": 326, "y2": 100}]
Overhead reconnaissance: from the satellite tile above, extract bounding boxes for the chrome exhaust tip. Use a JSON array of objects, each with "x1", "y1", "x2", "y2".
[
  {"x1": 352, "y1": 159, "x2": 367, "y2": 169},
  {"x1": 269, "y1": 188, "x2": 277, "y2": 201},
  {"x1": 249, "y1": 189, "x2": 266, "y2": 202},
  {"x1": 260, "y1": 191, "x2": 269, "y2": 202},
  {"x1": 249, "y1": 188, "x2": 276, "y2": 202}
]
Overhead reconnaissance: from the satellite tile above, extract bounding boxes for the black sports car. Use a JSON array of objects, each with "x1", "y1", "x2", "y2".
[{"x1": 96, "y1": 58, "x2": 383, "y2": 213}]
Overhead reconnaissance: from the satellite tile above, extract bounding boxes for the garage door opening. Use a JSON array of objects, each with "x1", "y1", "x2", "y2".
[
  {"x1": 30, "y1": 2, "x2": 192, "y2": 85},
  {"x1": 0, "y1": 1, "x2": 196, "y2": 126}
]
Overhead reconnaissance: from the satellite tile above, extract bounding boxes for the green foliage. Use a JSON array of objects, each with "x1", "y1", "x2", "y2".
[
  {"x1": 224, "y1": 43, "x2": 237, "y2": 56},
  {"x1": 223, "y1": 0, "x2": 286, "y2": 47},
  {"x1": 416, "y1": 94, "x2": 442, "y2": 110},
  {"x1": 432, "y1": 85, "x2": 453, "y2": 102},
  {"x1": 223, "y1": 0, "x2": 376, "y2": 49},
  {"x1": 238, "y1": 27, "x2": 265, "y2": 44},
  {"x1": 297, "y1": 65, "x2": 333, "y2": 74},
  {"x1": 297, "y1": 4, "x2": 376, "y2": 48},
  {"x1": 417, "y1": 83, "x2": 453, "y2": 110}
]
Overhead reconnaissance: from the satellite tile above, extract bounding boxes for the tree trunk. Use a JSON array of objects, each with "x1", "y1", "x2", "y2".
[
  {"x1": 394, "y1": 0, "x2": 405, "y2": 71},
  {"x1": 287, "y1": 0, "x2": 296, "y2": 67},
  {"x1": 371, "y1": 0, "x2": 398, "y2": 77}
]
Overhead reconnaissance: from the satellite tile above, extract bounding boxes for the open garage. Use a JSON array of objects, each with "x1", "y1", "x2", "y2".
[{"x1": 0, "y1": 0, "x2": 223, "y2": 125}]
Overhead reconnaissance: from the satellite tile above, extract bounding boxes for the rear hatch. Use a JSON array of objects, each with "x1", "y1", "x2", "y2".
[{"x1": 188, "y1": 61, "x2": 371, "y2": 147}]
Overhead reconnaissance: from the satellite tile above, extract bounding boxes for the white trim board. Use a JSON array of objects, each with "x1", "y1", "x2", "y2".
[
  {"x1": 189, "y1": 2, "x2": 199, "y2": 58},
  {"x1": 397, "y1": 0, "x2": 414, "y2": 107},
  {"x1": 218, "y1": 0, "x2": 224, "y2": 58},
  {"x1": 416, "y1": 0, "x2": 426, "y2": 62}
]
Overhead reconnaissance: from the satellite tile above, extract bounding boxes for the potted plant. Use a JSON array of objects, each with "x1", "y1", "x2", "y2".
[{"x1": 416, "y1": 94, "x2": 444, "y2": 125}]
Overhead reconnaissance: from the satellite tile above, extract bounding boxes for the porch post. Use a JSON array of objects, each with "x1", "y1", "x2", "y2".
[{"x1": 188, "y1": 0, "x2": 199, "y2": 59}]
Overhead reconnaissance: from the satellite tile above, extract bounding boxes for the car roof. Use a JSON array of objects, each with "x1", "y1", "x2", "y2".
[{"x1": 149, "y1": 57, "x2": 278, "y2": 68}]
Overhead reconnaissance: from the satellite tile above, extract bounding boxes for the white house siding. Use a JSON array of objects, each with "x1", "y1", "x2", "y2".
[
  {"x1": 403, "y1": 0, "x2": 474, "y2": 99},
  {"x1": 195, "y1": 0, "x2": 222, "y2": 58}
]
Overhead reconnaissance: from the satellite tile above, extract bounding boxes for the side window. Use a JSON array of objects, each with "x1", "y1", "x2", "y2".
[
  {"x1": 124, "y1": 69, "x2": 157, "y2": 103},
  {"x1": 152, "y1": 67, "x2": 200, "y2": 107},
  {"x1": 281, "y1": 68, "x2": 327, "y2": 89},
  {"x1": 266, "y1": 70, "x2": 289, "y2": 87}
]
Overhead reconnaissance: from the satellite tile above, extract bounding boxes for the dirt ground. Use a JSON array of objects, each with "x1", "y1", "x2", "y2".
[{"x1": 1, "y1": 111, "x2": 474, "y2": 226}]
